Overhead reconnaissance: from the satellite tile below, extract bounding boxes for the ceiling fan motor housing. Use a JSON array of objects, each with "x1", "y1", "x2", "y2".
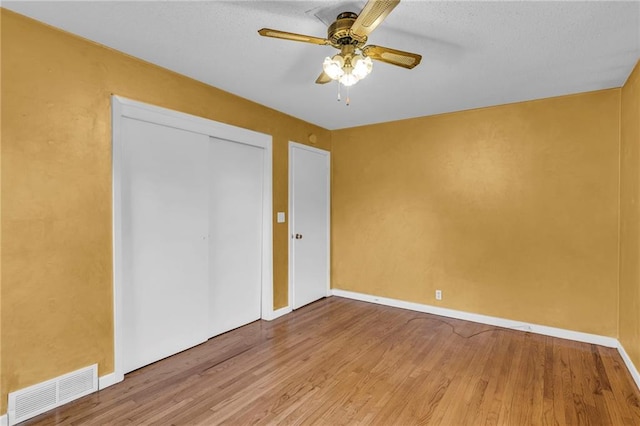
[{"x1": 328, "y1": 12, "x2": 367, "y2": 47}]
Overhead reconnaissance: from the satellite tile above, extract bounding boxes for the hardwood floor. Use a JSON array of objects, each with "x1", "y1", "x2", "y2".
[{"x1": 25, "y1": 297, "x2": 640, "y2": 425}]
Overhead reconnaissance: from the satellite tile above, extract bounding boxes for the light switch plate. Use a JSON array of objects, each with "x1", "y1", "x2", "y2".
[{"x1": 277, "y1": 212, "x2": 286, "y2": 223}]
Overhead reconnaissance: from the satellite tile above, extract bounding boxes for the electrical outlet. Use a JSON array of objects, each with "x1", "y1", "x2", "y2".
[{"x1": 435, "y1": 290, "x2": 442, "y2": 300}]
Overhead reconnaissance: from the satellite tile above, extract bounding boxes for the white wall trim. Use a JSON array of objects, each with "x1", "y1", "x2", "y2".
[
  {"x1": 617, "y1": 342, "x2": 640, "y2": 390},
  {"x1": 259, "y1": 139, "x2": 275, "y2": 322},
  {"x1": 111, "y1": 96, "x2": 125, "y2": 385},
  {"x1": 1, "y1": 414, "x2": 7, "y2": 426},
  {"x1": 113, "y1": 96, "x2": 271, "y2": 147},
  {"x1": 288, "y1": 142, "x2": 331, "y2": 311},
  {"x1": 331, "y1": 289, "x2": 619, "y2": 348},
  {"x1": 98, "y1": 373, "x2": 119, "y2": 390},
  {"x1": 112, "y1": 95, "x2": 274, "y2": 381},
  {"x1": 264, "y1": 306, "x2": 293, "y2": 321}
]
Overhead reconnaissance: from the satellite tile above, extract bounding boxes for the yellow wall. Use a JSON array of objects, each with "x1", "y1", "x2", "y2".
[
  {"x1": 620, "y1": 59, "x2": 640, "y2": 371},
  {"x1": 332, "y1": 90, "x2": 621, "y2": 337},
  {"x1": 1, "y1": 9, "x2": 330, "y2": 411}
]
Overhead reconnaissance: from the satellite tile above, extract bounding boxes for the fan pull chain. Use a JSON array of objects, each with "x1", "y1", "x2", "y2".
[{"x1": 335, "y1": 82, "x2": 351, "y2": 106}]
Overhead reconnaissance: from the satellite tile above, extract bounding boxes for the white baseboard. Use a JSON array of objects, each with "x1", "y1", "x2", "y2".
[
  {"x1": 98, "y1": 372, "x2": 120, "y2": 390},
  {"x1": 331, "y1": 289, "x2": 619, "y2": 348},
  {"x1": 263, "y1": 306, "x2": 292, "y2": 321},
  {"x1": 1, "y1": 414, "x2": 7, "y2": 426},
  {"x1": 617, "y1": 342, "x2": 640, "y2": 390}
]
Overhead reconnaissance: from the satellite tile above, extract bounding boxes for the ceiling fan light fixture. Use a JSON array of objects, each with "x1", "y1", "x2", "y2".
[
  {"x1": 322, "y1": 52, "x2": 371, "y2": 87},
  {"x1": 323, "y1": 55, "x2": 345, "y2": 80}
]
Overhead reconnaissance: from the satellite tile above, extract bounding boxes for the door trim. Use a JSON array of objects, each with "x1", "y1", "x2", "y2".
[
  {"x1": 288, "y1": 141, "x2": 331, "y2": 310},
  {"x1": 112, "y1": 96, "x2": 273, "y2": 383}
]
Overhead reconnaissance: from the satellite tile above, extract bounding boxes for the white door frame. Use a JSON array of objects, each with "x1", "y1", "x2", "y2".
[
  {"x1": 288, "y1": 141, "x2": 331, "y2": 310},
  {"x1": 112, "y1": 96, "x2": 273, "y2": 383}
]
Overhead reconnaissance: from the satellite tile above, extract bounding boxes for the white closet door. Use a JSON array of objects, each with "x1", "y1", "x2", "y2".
[
  {"x1": 121, "y1": 117, "x2": 209, "y2": 373},
  {"x1": 208, "y1": 137, "x2": 264, "y2": 337}
]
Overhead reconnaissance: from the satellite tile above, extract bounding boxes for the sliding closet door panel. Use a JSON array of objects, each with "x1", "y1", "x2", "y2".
[
  {"x1": 122, "y1": 118, "x2": 209, "y2": 373},
  {"x1": 209, "y1": 138, "x2": 264, "y2": 337}
]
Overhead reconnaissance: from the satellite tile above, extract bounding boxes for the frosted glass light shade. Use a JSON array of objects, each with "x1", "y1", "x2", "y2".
[
  {"x1": 323, "y1": 55, "x2": 345, "y2": 80},
  {"x1": 352, "y1": 56, "x2": 373, "y2": 80},
  {"x1": 339, "y1": 71, "x2": 359, "y2": 87}
]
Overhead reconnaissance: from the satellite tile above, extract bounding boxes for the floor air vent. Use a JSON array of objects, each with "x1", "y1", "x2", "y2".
[{"x1": 8, "y1": 364, "x2": 97, "y2": 425}]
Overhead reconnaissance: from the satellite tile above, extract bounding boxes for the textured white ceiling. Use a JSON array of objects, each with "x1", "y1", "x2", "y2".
[{"x1": 4, "y1": 1, "x2": 640, "y2": 130}]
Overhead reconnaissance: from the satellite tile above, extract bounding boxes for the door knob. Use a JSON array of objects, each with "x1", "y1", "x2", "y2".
[{"x1": 295, "y1": 234, "x2": 303, "y2": 239}]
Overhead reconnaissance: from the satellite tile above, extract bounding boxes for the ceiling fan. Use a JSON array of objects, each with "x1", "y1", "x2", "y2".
[{"x1": 258, "y1": 0, "x2": 421, "y2": 93}]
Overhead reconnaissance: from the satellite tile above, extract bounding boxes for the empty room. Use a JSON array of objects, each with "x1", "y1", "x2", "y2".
[{"x1": 2, "y1": 1, "x2": 640, "y2": 424}]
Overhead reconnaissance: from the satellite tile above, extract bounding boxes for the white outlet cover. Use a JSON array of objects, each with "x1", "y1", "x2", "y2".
[{"x1": 277, "y1": 212, "x2": 285, "y2": 223}]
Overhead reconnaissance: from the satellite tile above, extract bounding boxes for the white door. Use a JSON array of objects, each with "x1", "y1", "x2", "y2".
[
  {"x1": 121, "y1": 117, "x2": 209, "y2": 373},
  {"x1": 289, "y1": 143, "x2": 330, "y2": 309},
  {"x1": 208, "y1": 138, "x2": 264, "y2": 337}
]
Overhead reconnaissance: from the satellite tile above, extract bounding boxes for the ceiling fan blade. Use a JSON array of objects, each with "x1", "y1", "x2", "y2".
[
  {"x1": 315, "y1": 71, "x2": 333, "y2": 84},
  {"x1": 362, "y1": 45, "x2": 422, "y2": 69},
  {"x1": 258, "y1": 28, "x2": 330, "y2": 46},
  {"x1": 349, "y1": 0, "x2": 400, "y2": 38}
]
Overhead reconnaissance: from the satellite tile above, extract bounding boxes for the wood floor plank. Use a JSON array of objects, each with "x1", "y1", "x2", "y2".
[
  {"x1": 598, "y1": 345, "x2": 640, "y2": 424},
  {"x1": 22, "y1": 297, "x2": 640, "y2": 425}
]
